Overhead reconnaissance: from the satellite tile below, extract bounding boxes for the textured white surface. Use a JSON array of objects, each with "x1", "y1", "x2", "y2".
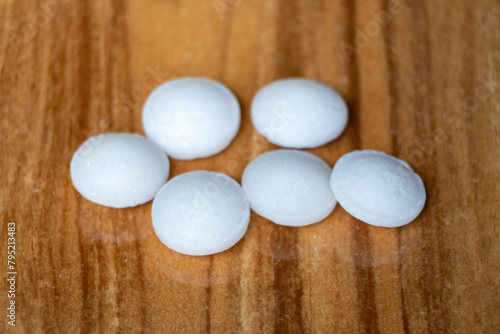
[
  {"x1": 242, "y1": 150, "x2": 336, "y2": 226},
  {"x1": 71, "y1": 133, "x2": 170, "y2": 208},
  {"x1": 152, "y1": 171, "x2": 250, "y2": 256},
  {"x1": 251, "y1": 78, "x2": 348, "y2": 148},
  {"x1": 330, "y1": 150, "x2": 426, "y2": 227},
  {"x1": 142, "y1": 77, "x2": 241, "y2": 160}
]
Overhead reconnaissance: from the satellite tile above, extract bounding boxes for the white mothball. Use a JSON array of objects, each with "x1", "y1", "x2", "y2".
[
  {"x1": 71, "y1": 133, "x2": 170, "y2": 208},
  {"x1": 330, "y1": 150, "x2": 426, "y2": 228},
  {"x1": 251, "y1": 78, "x2": 348, "y2": 148},
  {"x1": 152, "y1": 171, "x2": 250, "y2": 256},
  {"x1": 143, "y1": 77, "x2": 241, "y2": 160},
  {"x1": 242, "y1": 150, "x2": 336, "y2": 227}
]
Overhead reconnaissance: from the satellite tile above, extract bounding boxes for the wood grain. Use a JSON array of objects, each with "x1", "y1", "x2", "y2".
[{"x1": 1, "y1": 0, "x2": 499, "y2": 332}]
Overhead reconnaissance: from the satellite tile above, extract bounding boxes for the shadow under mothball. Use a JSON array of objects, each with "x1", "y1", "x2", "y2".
[
  {"x1": 146, "y1": 208, "x2": 425, "y2": 289},
  {"x1": 75, "y1": 196, "x2": 424, "y2": 290},
  {"x1": 249, "y1": 206, "x2": 423, "y2": 269},
  {"x1": 148, "y1": 232, "x2": 245, "y2": 287},
  {"x1": 75, "y1": 199, "x2": 153, "y2": 244}
]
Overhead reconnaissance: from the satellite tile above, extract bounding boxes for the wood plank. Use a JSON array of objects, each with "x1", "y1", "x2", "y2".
[{"x1": 0, "y1": 0, "x2": 499, "y2": 332}]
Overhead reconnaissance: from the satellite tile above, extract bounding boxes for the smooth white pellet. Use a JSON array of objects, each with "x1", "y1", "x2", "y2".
[
  {"x1": 143, "y1": 77, "x2": 241, "y2": 160},
  {"x1": 330, "y1": 150, "x2": 426, "y2": 227},
  {"x1": 251, "y1": 78, "x2": 348, "y2": 148},
  {"x1": 71, "y1": 133, "x2": 170, "y2": 208},
  {"x1": 152, "y1": 171, "x2": 250, "y2": 256},
  {"x1": 242, "y1": 150, "x2": 336, "y2": 226}
]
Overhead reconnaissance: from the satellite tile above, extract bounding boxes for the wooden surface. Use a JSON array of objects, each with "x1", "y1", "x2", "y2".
[{"x1": 1, "y1": 0, "x2": 499, "y2": 332}]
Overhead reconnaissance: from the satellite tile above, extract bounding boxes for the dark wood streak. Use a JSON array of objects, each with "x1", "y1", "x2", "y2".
[
  {"x1": 352, "y1": 223, "x2": 379, "y2": 334},
  {"x1": 273, "y1": 225, "x2": 304, "y2": 334},
  {"x1": 383, "y1": 0, "x2": 410, "y2": 332},
  {"x1": 114, "y1": 217, "x2": 126, "y2": 334},
  {"x1": 76, "y1": 0, "x2": 93, "y2": 331},
  {"x1": 254, "y1": 222, "x2": 267, "y2": 333},
  {"x1": 276, "y1": 0, "x2": 302, "y2": 78},
  {"x1": 205, "y1": 256, "x2": 213, "y2": 334},
  {"x1": 343, "y1": 0, "x2": 380, "y2": 333},
  {"x1": 76, "y1": 202, "x2": 91, "y2": 333},
  {"x1": 133, "y1": 221, "x2": 148, "y2": 333},
  {"x1": 76, "y1": 0, "x2": 92, "y2": 140},
  {"x1": 97, "y1": 238, "x2": 105, "y2": 333},
  {"x1": 397, "y1": 233, "x2": 410, "y2": 334}
]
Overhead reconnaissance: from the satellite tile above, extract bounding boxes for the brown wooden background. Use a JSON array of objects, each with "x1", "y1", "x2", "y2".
[{"x1": 1, "y1": 0, "x2": 499, "y2": 333}]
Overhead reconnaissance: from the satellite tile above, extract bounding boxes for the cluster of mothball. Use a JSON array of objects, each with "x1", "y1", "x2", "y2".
[{"x1": 71, "y1": 77, "x2": 426, "y2": 256}]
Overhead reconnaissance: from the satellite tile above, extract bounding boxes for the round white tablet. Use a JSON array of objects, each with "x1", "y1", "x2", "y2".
[
  {"x1": 71, "y1": 133, "x2": 170, "y2": 208},
  {"x1": 330, "y1": 150, "x2": 426, "y2": 227},
  {"x1": 251, "y1": 78, "x2": 348, "y2": 148},
  {"x1": 152, "y1": 171, "x2": 250, "y2": 256},
  {"x1": 242, "y1": 150, "x2": 336, "y2": 226},
  {"x1": 142, "y1": 77, "x2": 241, "y2": 160}
]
